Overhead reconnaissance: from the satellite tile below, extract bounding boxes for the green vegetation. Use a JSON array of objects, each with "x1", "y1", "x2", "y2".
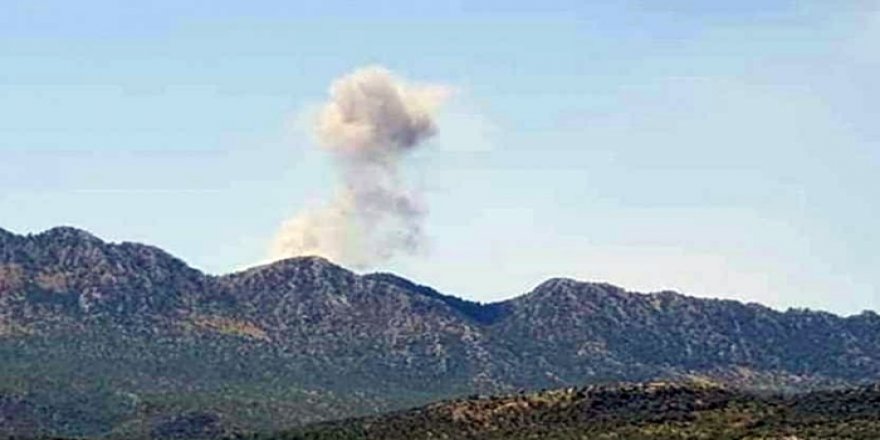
[
  {"x1": 246, "y1": 382, "x2": 880, "y2": 440},
  {"x1": 3, "y1": 227, "x2": 880, "y2": 438}
]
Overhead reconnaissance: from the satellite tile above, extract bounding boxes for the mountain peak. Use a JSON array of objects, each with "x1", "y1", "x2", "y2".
[
  {"x1": 244, "y1": 255, "x2": 349, "y2": 275},
  {"x1": 531, "y1": 278, "x2": 625, "y2": 297},
  {"x1": 35, "y1": 226, "x2": 103, "y2": 243},
  {"x1": 285, "y1": 255, "x2": 341, "y2": 267},
  {"x1": 225, "y1": 256, "x2": 357, "y2": 289},
  {"x1": 533, "y1": 277, "x2": 583, "y2": 290}
]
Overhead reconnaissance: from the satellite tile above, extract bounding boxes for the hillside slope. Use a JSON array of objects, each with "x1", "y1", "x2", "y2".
[
  {"x1": 1, "y1": 226, "x2": 879, "y2": 437},
  {"x1": 260, "y1": 382, "x2": 880, "y2": 440}
]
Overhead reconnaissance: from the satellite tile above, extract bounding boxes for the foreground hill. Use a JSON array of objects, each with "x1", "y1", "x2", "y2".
[
  {"x1": 2, "y1": 226, "x2": 880, "y2": 437},
  {"x1": 256, "y1": 382, "x2": 880, "y2": 440}
]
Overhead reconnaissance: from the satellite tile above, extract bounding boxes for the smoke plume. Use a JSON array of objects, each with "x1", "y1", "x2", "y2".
[{"x1": 270, "y1": 66, "x2": 450, "y2": 268}]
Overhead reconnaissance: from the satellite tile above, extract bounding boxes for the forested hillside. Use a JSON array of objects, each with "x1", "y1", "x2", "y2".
[{"x1": 2, "y1": 227, "x2": 879, "y2": 438}]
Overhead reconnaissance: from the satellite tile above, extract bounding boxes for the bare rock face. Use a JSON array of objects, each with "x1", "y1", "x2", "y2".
[{"x1": 1, "y1": 226, "x2": 879, "y2": 437}]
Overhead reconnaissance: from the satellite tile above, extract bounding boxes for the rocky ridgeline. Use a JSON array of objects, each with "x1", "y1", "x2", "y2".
[{"x1": 1, "y1": 226, "x2": 880, "y2": 438}]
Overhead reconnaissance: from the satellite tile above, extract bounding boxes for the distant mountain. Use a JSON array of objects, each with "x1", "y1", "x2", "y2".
[{"x1": 1, "y1": 226, "x2": 879, "y2": 438}]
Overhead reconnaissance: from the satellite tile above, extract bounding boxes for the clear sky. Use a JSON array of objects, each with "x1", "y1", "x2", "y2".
[{"x1": 2, "y1": 1, "x2": 878, "y2": 314}]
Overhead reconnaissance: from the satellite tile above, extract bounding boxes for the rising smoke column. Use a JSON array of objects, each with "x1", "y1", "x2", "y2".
[{"x1": 270, "y1": 66, "x2": 450, "y2": 268}]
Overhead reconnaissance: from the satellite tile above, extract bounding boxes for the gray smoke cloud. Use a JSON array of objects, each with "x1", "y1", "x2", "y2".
[{"x1": 270, "y1": 66, "x2": 450, "y2": 268}]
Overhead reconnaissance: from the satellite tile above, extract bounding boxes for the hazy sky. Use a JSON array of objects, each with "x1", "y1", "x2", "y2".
[{"x1": 2, "y1": 1, "x2": 878, "y2": 314}]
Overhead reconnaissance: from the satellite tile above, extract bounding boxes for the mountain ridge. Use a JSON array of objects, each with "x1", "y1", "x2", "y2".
[
  {"x1": 2, "y1": 225, "x2": 880, "y2": 438},
  {"x1": 2, "y1": 225, "x2": 869, "y2": 318}
]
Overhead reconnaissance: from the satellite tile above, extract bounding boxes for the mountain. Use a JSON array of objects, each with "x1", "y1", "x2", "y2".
[
  {"x1": 1, "y1": 226, "x2": 879, "y2": 438},
  {"x1": 257, "y1": 382, "x2": 880, "y2": 439}
]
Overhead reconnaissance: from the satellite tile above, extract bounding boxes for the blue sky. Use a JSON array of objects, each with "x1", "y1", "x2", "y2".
[{"x1": 2, "y1": 1, "x2": 878, "y2": 314}]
